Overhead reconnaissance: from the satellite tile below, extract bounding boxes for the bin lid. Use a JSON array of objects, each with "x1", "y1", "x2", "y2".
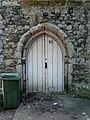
[{"x1": 0, "y1": 73, "x2": 21, "y2": 80}]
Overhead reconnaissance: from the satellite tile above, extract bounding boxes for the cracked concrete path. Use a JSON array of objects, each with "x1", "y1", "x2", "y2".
[{"x1": 13, "y1": 94, "x2": 90, "y2": 120}]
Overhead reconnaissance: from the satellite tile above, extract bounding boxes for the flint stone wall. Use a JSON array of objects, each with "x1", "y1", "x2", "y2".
[{"x1": 0, "y1": 0, "x2": 90, "y2": 97}]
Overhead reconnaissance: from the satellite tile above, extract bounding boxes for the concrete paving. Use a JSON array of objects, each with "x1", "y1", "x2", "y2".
[{"x1": 13, "y1": 94, "x2": 90, "y2": 120}]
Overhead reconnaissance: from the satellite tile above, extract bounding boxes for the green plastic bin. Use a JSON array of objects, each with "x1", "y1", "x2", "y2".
[{"x1": 0, "y1": 73, "x2": 21, "y2": 108}]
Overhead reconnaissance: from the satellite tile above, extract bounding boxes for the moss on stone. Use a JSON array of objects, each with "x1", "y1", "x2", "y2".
[{"x1": 70, "y1": 89, "x2": 90, "y2": 99}]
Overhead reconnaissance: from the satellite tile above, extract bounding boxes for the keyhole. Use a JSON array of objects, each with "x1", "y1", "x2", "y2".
[{"x1": 45, "y1": 63, "x2": 47, "y2": 69}]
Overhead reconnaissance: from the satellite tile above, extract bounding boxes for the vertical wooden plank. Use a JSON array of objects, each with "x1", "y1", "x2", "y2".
[
  {"x1": 42, "y1": 34, "x2": 45, "y2": 93},
  {"x1": 47, "y1": 36, "x2": 53, "y2": 92},
  {"x1": 37, "y1": 35, "x2": 43, "y2": 92},
  {"x1": 45, "y1": 34, "x2": 48, "y2": 93},
  {"x1": 32, "y1": 40, "x2": 38, "y2": 91},
  {"x1": 52, "y1": 40, "x2": 58, "y2": 92},
  {"x1": 57, "y1": 45, "x2": 63, "y2": 91},
  {"x1": 27, "y1": 45, "x2": 33, "y2": 92}
]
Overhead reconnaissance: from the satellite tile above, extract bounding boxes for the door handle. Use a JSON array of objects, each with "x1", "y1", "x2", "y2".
[{"x1": 45, "y1": 63, "x2": 47, "y2": 69}]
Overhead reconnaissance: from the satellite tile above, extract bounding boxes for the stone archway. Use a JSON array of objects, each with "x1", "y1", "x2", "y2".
[{"x1": 15, "y1": 22, "x2": 75, "y2": 91}]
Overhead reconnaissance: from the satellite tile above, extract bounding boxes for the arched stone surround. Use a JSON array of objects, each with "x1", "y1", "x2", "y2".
[{"x1": 15, "y1": 23, "x2": 75, "y2": 91}]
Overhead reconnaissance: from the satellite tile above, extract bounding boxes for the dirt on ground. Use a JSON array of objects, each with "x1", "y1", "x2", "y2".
[
  {"x1": 13, "y1": 93, "x2": 90, "y2": 120},
  {"x1": 0, "y1": 100, "x2": 15, "y2": 120},
  {"x1": 0, "y1": 110, "x2": 15, "y2": 120},
  {"x1": 0, "y1": 93, "x2": 90, "y2": 120}
]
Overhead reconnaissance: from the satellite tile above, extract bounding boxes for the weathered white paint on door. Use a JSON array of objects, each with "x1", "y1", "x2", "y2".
[{"x1": 27, "y1": 34, "x2": 63, "y2": 92}]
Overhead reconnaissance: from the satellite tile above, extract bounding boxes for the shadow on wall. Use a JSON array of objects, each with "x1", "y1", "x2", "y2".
[{"x1": 21, "y1": 0, "x2": 88, "y2": 6}]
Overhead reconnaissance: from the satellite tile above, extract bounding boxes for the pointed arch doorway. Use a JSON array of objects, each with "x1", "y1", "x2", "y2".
[
  {"x1": 15, "y1": 23, "x2": 74, "y2": 93},
  {"x1": 27, "y1": 34, "x2": 63, "y2": 93}
]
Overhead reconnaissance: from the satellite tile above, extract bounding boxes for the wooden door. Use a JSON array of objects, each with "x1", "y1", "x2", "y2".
[{"x1": 27, "y1": 34, "x2": 63, "y2": 92}]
